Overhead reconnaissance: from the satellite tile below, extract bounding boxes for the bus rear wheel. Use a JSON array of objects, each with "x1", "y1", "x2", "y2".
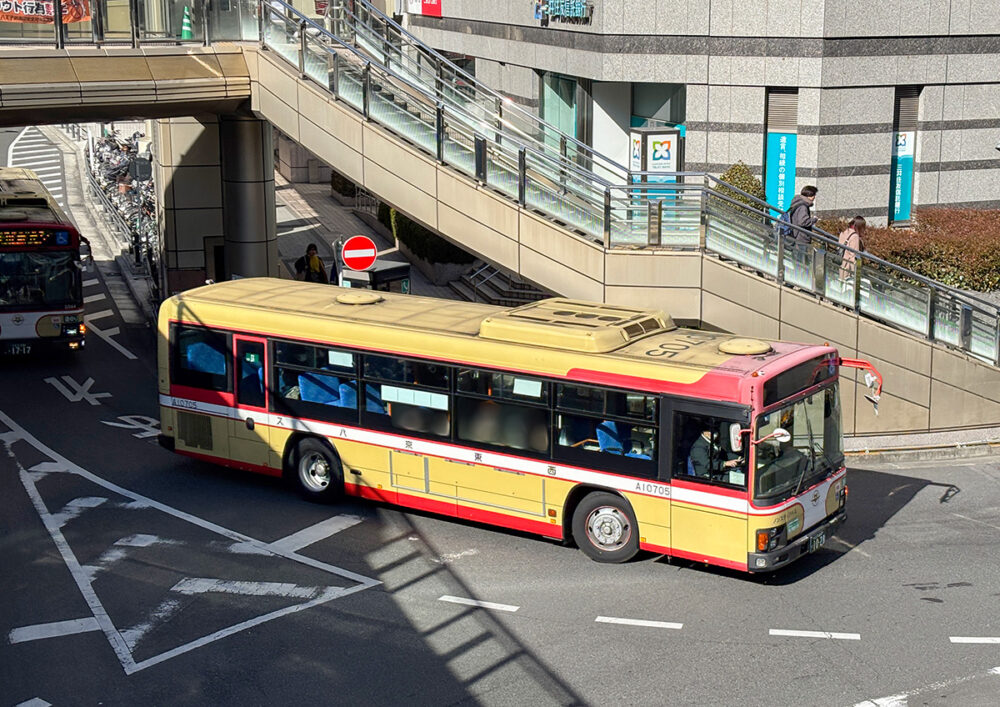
[
  {"x1": 291, "y1": 438, "x2": 344, "y2": 503},
  {"x1": 572, "y1": 492, "x2": 639, "y2": 563}
]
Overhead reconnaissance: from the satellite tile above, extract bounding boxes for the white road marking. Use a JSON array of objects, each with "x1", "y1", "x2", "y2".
[
  {"x1": 86, "y1": 308, "x2": 114, "y2": 321},
  {"x1": 438, "y1": 595, "x2": 519, "y2": 612},
  {"x1": 83, "y1": 314, "x2": 138, "y2": 360},
  {"x1": 990, "y1": 666, "x2": 1000, "y2": 675},
  {"x1": 950, "y1": 636, "x2": 1000, "y2": 644},
  {"x1": 16, "y1": 699, "x2": 52, "y2": 707},
  {"x1": 769, "y1": 628, "x2": 860, "y2": 640},
  {"x1": 84, "y1": 293, "x2": 106, "y2": 304},
  {"x1": 8, "y1": 617, "x2": 102, "y2": 644},
  {"x1": 173, "y1": 578, "x2": 338, "y2": 600},
  {"x1": 830, "y1": 534, "x2": 872, "y2": 558},
  {"x1": 44, "y1": 375, "x2": 112, "y2": 405},
  {"x1": 854, "y1": 694, "x2": 907, "y2": 706},
  {"x1": 266, "y1": 515, "x2": 363, "y2": 553},
  {"x1": 101, "y1": 415, "x2": 160, "y2": 438},
  {"x1": 0, "y1": 408, "x2": 380, "y2": 675},
  {"x1": 50, "y1": 496, "x2": 107, "y2": 527},
  {"x1": 950, "y1": 512, "x2": 1000, "y2": 533},
  {"x1": 6, "y1": 127, "x2": 29, "y2": 165},
  {"x1": 595, "y1": 616, "x2": 683, "y2": 630},
  {"x1": 120, "y1": 599, "x2": 181, "y2": 650},
  {"x1": 432, "y1": 548, "x2": 479, "y2": 564},
  {"x1": 83, "y1": 278, "x2": 99, "y2": 287}
]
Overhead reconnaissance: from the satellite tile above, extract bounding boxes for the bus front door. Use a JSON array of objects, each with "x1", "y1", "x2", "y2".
[{"x1": 230, "y1": 336, "x2": 272, "y2": 471}]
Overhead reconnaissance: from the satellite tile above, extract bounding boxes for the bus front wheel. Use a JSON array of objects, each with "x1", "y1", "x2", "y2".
[
  {"x1": 291, "y1": 438, "x2": 344, "y2": 503},
  {"x1": 572, "y1": 492, "x2": 639, "y2": 563}
]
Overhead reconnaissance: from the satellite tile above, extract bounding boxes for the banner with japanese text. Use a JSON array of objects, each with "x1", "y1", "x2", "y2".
[
  {"x1": 0, "y1": 0, "x2": 91, "y2": 23},
  {"x1": 765, "y1": 131, "x2": 797, "y2": 212}
]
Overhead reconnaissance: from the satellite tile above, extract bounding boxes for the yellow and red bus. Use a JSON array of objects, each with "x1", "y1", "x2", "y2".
[
  {"x1": 0, "y1": 167, "x2": 89, "y2": 355},
  {"x1": 157, "y1": 278, "x2": 880, "y2": 572}
]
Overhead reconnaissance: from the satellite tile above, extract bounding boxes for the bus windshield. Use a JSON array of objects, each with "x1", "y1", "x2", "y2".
[
  {"x1": 0, "y1": 252, "x2": 80, "y2": 309},
  {"x1": 753, "y1": 383, "x2": 842, "y2": 503}
]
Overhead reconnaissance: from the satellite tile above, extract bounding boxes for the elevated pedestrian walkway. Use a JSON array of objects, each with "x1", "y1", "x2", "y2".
[{"x1": 2, "y1": 0, "x2": 1000, "y2": 439}]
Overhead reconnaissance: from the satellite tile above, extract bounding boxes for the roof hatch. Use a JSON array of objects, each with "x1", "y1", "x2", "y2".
[{"x1": 479, "y1": 298, "x2": 674, "y2": 353}]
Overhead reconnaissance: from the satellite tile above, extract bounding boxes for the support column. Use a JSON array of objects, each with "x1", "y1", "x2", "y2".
[
  {"x1": 152, "y1": 115, "x2": 224, "y2": 295},
  {"x1": 220, "y1": 115, "x2": 279, "y2": 279}
]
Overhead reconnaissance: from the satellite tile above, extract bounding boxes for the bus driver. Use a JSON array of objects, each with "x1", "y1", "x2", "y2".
[{"x1": 688, "y1": 425, "x2": 741, "y2": 479}]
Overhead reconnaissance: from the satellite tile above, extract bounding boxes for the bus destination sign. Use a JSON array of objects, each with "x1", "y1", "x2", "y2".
[{"x1": 0, "y1": 228, "x2": 70, "y2": 247}]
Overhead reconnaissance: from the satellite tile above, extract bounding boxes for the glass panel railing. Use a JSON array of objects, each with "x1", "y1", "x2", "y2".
[
  {"x1": 858, "y1": 264, "x2": 929, "y2": 336},
  {"x1": 705, "y1": 208, "x2": 776, "y2": 272},
  {"x1": 261, "y1": 8, "x2": 299, "y2": 64},
  {"x1": 971, "y1": 308, "x2": 999, "y2": 363},
  {"x1": 823, "y1": 250, "x2": 858, "y2": 309}
]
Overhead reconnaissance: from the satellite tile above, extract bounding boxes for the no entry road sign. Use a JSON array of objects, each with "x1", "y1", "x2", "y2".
[{"x1": 341, "y1": 235, "x2": 378, "y2": 271}]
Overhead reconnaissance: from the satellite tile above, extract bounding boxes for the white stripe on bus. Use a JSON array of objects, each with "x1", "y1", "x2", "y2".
[{"x1": 159, "y1": 394, "x2": 840, "y2": 516}]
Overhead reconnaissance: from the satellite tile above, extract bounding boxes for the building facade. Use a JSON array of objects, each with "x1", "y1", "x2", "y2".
[{"x1": 402, "y1": 0, "x2": 1000, "y2": 224}]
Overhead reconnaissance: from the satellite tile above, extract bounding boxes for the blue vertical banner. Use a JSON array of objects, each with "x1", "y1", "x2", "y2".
[
  {"x1": 889, "y1": 131, "x2": 915, "y2": 222},
  {"x1": 765, "y1": 131, "x2": 797, "y2": 212}
]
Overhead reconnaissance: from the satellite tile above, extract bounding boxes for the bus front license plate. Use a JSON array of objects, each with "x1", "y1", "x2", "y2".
[
  {"x1": 4, "y1": 343, "x2": 30, "y2": 355},
  {"x1": 808, "y1": 532, "x2": 826, "y2": 553}
]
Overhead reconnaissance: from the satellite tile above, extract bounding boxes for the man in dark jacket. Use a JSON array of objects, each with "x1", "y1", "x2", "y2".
[
  {"x1": 688, "y1": 426, "x2": 741, "y2": 478},
  {"x1": 783, "y1": 185, "x2": 818, "y2": 247}
]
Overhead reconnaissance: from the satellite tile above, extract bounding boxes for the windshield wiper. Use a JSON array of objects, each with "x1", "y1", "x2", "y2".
[{"x1": 792, "y1": 410, "x2": 818, "y2": 497}]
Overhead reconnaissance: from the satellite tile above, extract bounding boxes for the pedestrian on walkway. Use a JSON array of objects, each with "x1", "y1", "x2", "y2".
[
  {"x1": 838, "y1": 215, "x2": 866, "y2": 281},
  {"x1": 777, "y1": 185, "x2": 819, "y2": 250},
  {"x1": 294, "y1": 243, "x2": 329, "y2": 283}
]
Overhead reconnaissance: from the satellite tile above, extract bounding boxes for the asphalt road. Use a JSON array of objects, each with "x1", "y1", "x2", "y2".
[{"x1": 1, "y1": 230, "x2": 999, "y2": 705}]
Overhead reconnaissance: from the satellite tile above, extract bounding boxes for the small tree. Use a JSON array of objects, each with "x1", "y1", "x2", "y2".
[{"x1": 716, "y1": 161, "x2": 767, "y2": 211}]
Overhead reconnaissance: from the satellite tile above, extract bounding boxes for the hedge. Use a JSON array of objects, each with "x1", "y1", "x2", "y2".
[
  {"x1": 818, "y1": 207, "x2": 1000, "y2": 292},
  {"x1": 330, "y1": 168, "x2": 356, "y2": 198},
  {"x1": 390, "y1": 208, "x2": 476, "y2": 265}
]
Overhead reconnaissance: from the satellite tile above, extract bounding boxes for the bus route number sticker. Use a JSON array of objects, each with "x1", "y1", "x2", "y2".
[{"x1": 644, "y1": 331, "x2": 723, "y2": 358}]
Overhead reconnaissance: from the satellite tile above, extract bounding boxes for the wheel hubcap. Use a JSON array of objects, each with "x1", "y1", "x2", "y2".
[
  {"x1": 300, "y1": 452, "x2": 330, "y2": 491},
  {"x1": 586, "y1": 506, "x2": 630, "y2": 550}
]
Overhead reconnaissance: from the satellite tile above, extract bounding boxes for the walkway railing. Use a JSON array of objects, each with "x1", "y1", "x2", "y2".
[{"x1": 3, "y1": 0, "x2": 997, "y2": 364}]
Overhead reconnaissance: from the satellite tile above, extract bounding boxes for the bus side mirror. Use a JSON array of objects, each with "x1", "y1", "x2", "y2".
[
  {"x1": 729, "y1": 423, "x2": 744, "y2": 453},
  {"x1": 755, "y1": 428, "x2": 791, "y2": 445}
]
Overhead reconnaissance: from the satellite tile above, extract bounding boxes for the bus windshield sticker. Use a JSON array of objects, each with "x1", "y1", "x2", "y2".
[{"x1": 512, "y1": 378, "x2": 543, "y2": 398}]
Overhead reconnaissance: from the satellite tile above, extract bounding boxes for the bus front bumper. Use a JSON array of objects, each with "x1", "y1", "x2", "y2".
[{"x1": 747, "y1": 511, "x2": 846, "y2": 572}]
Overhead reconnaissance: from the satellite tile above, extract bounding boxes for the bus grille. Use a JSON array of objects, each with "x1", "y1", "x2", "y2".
[{"x1": 177, "y1": 411, "x2": 212, "y2": 450}]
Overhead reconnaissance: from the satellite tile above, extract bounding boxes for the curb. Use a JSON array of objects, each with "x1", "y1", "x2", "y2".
[
  {"x1": 115, "y1": 255, "x2": 158, "y2": 324},
  {"x1": 845, "y1": 440, "x2": 1000, "y2": 464}
]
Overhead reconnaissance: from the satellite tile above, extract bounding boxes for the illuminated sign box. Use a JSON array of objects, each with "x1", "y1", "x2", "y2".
[{"x1": 0, "y1": 229, "x2": 69, "y2": 247}]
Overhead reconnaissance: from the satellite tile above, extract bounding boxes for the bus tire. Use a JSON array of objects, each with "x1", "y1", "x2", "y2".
[
  {"x1": 571, "y1": 492, "x2": 639, "y2": 563},
  {"x1": 291, "y1": 438, "x2": 344, "y2": 503}
]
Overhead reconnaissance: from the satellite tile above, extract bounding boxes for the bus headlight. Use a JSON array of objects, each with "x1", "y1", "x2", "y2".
[
  {"x1": 63, "y1": 322, "x2": 86, "y2": 337},
  {"x1": 756, "y1": 524, "x2": 786, "y2": 552}
]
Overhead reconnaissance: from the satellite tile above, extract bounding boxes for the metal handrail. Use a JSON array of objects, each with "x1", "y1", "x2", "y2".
[{"x1": 340, "y1": 0, "x2": 629, "y2": 181}]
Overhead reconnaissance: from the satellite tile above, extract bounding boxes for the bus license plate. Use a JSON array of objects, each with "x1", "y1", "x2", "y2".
[
  {"x1": 808, "y1": 532, "x2": 826, "y2": 553},
  {"x1": 3, "y1": 343, "x2": 31, "y2": 355}
]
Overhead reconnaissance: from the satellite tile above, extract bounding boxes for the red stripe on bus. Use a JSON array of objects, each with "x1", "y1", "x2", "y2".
[
  {"x1": 169, "y1": 384, "x2": 235, "y2": 408},
  {"x1": 639, "y1": 543, "x2": 746, "y2": 572},
  {"x1": 566, "y1": 368, "x2": 742, "y2": 402},
  {"x1": 174, "y1": 449, "x2": 283, "y2": 478},
  {"x1": 670, "y1": 477, "x2": 748, "y2": 499}
]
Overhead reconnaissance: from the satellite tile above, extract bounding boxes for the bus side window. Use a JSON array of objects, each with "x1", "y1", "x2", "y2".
[
  {"x1": 673, "y1": 412, "x2": 746, "y2": 489},
  {"x1": 174, "y1": 326, "x2": 231, "y2": 391}
]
